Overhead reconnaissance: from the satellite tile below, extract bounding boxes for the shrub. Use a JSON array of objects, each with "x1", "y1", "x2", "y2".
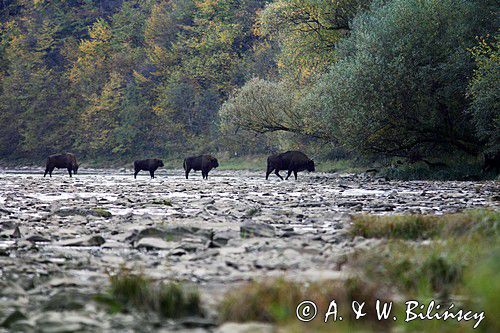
[
  {"x1": 95, "y1": 268, "x2": 202, "y2": 318},
  {"x1": 350, "y1": 210, "x2": 499, "y2": 240},
  {"x1": 305, "y1": 0, "x2": 497, "y2": 160},
  {"x1": 218, "y1": 278, "x2": 390, "y2": 325}
]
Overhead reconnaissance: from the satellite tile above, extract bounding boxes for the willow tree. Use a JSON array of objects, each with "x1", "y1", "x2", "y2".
[
  {"x1": 306, "y1": 0, "x2": 497, "y2": 161},
  {"x1": 468, "y1": 34, "x2": 500, "y2": 155},
  {"x1": 257, "y1": 0, "x2": 371, "y2": 81}
]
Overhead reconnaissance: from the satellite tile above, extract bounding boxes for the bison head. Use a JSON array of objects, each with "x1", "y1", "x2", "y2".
[
  {"x1": 307, "y1": 160, "x2": 315, "y2": 172},
  {"x1": 211, "y1": 157, "x2": 219, "y2": 168},
  {"x1": 73, "y1": 164, "x2": 79, "y2": 174},
  {"x1": 158, "y1": 159, "x2": 165, "y2": 167}
]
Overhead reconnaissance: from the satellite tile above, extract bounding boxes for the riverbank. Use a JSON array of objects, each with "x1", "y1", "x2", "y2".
[{"x1": 0, "y1": 170, "x2": 498, "y2": 331}]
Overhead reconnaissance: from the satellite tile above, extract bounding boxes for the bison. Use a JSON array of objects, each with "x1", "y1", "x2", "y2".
[
  {"x1": 44, "y1": 153, "x2": 79, "y2": 177},
  {"x1": 266, "y1": 151, "x2": 315, "y2": 180},
  {"x1": 183, "y1": 155, "x2": 219, "y2": 179},
  {"x1": 134, "y1": 158, "x2": 164, "y2": 179}
]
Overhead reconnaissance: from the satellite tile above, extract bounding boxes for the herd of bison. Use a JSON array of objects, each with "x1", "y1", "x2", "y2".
[{"x1": 43, "y1": 151, "x2": 316, "y2": 180}]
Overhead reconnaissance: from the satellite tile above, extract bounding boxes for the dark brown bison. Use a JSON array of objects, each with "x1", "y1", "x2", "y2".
[
  {"x1": 266, "y1": 151, "x2": 315, "y2": 180},
  {"x1": 183, "y1": 155, "x2": 219, "y2": 179},
  {"x1": 134, "y1": 158, "x2": 164, "y2": 179},
  {"x1": 44, "y1": 153, "x2": 79, "y2": 177}
]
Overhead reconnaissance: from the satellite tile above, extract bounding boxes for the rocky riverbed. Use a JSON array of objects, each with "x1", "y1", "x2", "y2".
[{"x1": 0, "y1": 169, "x2": 498, "y2": 332}]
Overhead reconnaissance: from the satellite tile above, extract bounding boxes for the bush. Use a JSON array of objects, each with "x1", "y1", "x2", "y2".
[
  {"x1": 305, "y1": 0, "x2": 497, "y2": 161},
  {"x1": 468, "y1": 33, "x2": 500, "y2": 154},
  {"x1": 95, "y1": 268, "x2": 202, "y2": 318},
  {"x1": 218, "y1": 278, "x2": 390, "y2": 325}
]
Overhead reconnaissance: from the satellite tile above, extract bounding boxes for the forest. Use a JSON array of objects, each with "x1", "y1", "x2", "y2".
[{"x1": 0, "y1": 0, "x2": 498, "y2": 176}]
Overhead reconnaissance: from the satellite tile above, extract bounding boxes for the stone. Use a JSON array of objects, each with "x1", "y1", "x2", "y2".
[
  {"x1": 1, "y1": 310, "x2": 27, "y2": 329},
  {"x1": 135, "y1": 237, "x2": 174, "y2": 250},
  {"x1": 26, "y1": 235, "x2": 51, "y2": 242},
  {"x1": 240, "y1": 223, "x2": 275, "y2": 238},
  {"x1": 11, "y1": 226, "x2": 21, "y2": 239},
  {"x1": 55, "y1": 208, "x2": 112, "y2": 218},
  {"x1": 55, "y1": 235, "x2": 105, "y2": 247},
  {"x1": 215, "y1": 322, "x2": 274, "y2": 333}
]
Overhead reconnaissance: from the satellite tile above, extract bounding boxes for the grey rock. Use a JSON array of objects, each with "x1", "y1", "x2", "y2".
[
  {"x1": 129, "y1": 226, "x2": 213, "y2": 243},
  {"x1": 34, "y1": 312, "x2": 101, "y2": 332},
  {"x1": 215, "y1": 322, "x2": 274, "y2": 333},
  {"x1": 55, "y1": 235, "x2": 105, "y2": 247},
  {"x1": 1, "y1": 310, "x2": 27, "y2": 329},
  {"x1": 42, "y1": 290, "x2": 91, "y2": 311},
  {"x1": 135, "y1": 237, "x2": 174, "y2": 250},
  {"x1": 26, "y1": 235, "x2": 51, "y2": 242},
  {"x1": 240, "y1": 223, "x2": 275, "y2": 238},
  {"x1": 55, "y1": 208, "x2": 112, "y2": 218},
  {"x1": 11, "y1": 226, "x2": 21, "y2": 239}
]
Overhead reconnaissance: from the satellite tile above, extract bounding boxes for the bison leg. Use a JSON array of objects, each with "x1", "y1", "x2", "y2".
[
  {"x1": 45, "y1": 166, "x2": 55, "y2": 177},
  {"x1": 285, "y1": 169, "x2": 293, "y2": 180},
  {"x1": 67, "y1": 168, "x2": 72, "y2": 177},
  {"x1": 265, "y1": 167, "x2": 273, "y2": 180},
  {"x1": 293, "y1": 170, "x2": 298, "y2": 180},
  {"x1": 134, "y1": 169, "x2": 140, "y2": 179},
  {"x1": 274, "y1": 170, "x2": 283, "y2": 180},
  {"x1": 149, "y1": 170, "x2": 155, "y2": 179},
  {"x1": 185, "y1": 168, "x2": 191, "y2": 179}
]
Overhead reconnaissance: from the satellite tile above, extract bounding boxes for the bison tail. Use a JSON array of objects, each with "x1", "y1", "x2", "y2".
[{"x1": 183, "y1": 159, "x2": 187, "y2": 170}]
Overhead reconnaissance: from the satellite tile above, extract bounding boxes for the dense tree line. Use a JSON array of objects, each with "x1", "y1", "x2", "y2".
[
  {"x1": 0, "y1": 0, "x2": 498, "y2": 168},
  {"x1": 0, "y1": 0, "x2": 275, "y2": 160}
]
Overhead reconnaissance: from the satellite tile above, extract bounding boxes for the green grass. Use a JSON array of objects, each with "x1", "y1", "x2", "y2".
[
  {"x1": 92, "y1": 208, "x2": 112, "y2": 218},
  {"x1": 465, "y1": 247, "x2": 500, "y2": 332},
  {"x1": 95, "y1": 268, "x2": 202, "y2": 318},
  {"x1": 218, "y1": 277, "x2": 390, "y2": 327},
  {"x1": 350, "y1": 210, "x2": 499, "y2": 240}
]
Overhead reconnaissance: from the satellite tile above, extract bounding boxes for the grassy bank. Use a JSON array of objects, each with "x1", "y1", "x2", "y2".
[
  {"x1": 95, "y1": 268, "x2": 202, "y2": 318},
  {"x1": 218, "y1": 209, "x2": 500, "y2": 332}
]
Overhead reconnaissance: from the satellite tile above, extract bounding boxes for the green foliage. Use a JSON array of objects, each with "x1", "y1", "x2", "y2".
[
  {"x1": 468, "y1": 33, "x2": 500, "y2": 154},
  {"x1": 257, "y1": 0, "x2": 371, "y2": 81},
  {"x1": 95, "y1": 268, "x2": 202, "y2": 318},
  {"x1": 0, "y1": 0, "x2": 497, "y2": 176},
  {"x1": 380, "y1": 155, "x2": 487, "y2": 181},
  {"x1": 465, "y1": 247, "x2": 500, "y2": 332},
  {"x1": 0, "y1": 0, "x2": 271, "y2": 161},
  {"x1": 306, "y1": 0, "x2": 497, "y2": 161},
  {"x1": 221, "y1": 78, "x2": 298, "y2": 134}
]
